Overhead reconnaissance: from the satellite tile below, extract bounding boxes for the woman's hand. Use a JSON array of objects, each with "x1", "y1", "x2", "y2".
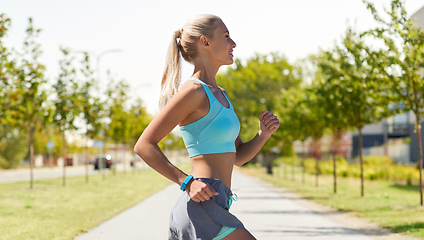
[
  {"x1": 185, "y1": 179, "x2": 219, "y2": 202},
  {"x1": 259, "y1": 109, "x2": 280, "y2": 137}
]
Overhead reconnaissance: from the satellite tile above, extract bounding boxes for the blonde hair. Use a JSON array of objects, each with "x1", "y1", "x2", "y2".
[{"x1": 159, "y1": 14, "x2": 222, "y2": 109}]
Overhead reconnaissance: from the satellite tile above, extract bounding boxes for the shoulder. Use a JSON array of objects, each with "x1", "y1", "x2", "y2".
[
  {"x1": 165, "y1": 80, "x2": 206, "y2": 109},
  {"x1": 219, "y1": 87, "x2": 228, "y2": 96},
  {"x1": 180, "y1": 80, "x2": 204, "y2": 93},
  {"x1": 178, "y1": 80, "x2": 206, "y2": 99}
]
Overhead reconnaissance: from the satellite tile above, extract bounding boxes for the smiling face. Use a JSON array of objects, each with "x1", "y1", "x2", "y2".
[{"x1": 206, "y1": 21, "x2": 237, "y2": 66}]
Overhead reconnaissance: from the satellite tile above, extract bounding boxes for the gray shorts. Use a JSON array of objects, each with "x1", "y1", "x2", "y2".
[{"x1": 168, "y1": 178, "x2": 244, "y2": 240}]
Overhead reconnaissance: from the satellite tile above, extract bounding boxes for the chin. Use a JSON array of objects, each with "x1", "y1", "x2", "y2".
[{"x1": 224, "y1": 59, "x2": 234, "y2": 65}]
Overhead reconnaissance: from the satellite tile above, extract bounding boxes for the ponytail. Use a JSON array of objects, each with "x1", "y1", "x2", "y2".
[
  {"x1": 158, "y1": 14, "x2": 222, "y2": 109},
  {"x1": 159, "y1": 29, "x2": 182, "y2": 110}
]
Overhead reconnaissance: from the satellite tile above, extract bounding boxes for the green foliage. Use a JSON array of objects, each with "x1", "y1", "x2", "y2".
[
  {"x1": 79, "y1": 52, "x2": 103, "y2": 140},
  {"x1": 9, "y1": 18, "x2": 49, "y2": 185},
  {"x1": 105, "y1": 76, "x2": 131, "y2": 144},
  {"x1": 128, "y1": 98, "x2": 151, "y2": 147},
  {"x1": 363, "y1": 0, "x2": 424, "y2": 202},
  {"x1": 0, "y1": 14, "x2": 19, "y2": 126},
  {"x1": 53, "y1": 47, "x2": 81, "y2": 133},
  {"x1": 282, "y1": 155, "x2": 419, "y2": 182},
  {"x1": 276, "y1": 87, "x2": 312, "y2": 155},
  {"x1": 313, "y1": 23, "x2": 395, "y2": 195},
  {"x1": 0, "y1": 127, "x2": 28, "y2": 169},
  {"x1": 217, "y1": 53, "x2": 302, "y2": 152},
  {"x1": 314, "y1": 26, "x2": 391, "y2": 132},
  {"x1": 32, "y1": 124, "x2": 64, "y2": 159},
  {"x1": 363, "y1": 0, "x2": 424, "y2": 120},
  {"x1": 273, "y1": 156, "x2": 303, "y2": 167},
  {"x1": 12, "y1": 18, "x2": 49, "y2": 129}
]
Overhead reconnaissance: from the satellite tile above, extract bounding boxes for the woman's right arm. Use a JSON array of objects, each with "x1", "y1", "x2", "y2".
[
  {"x1": 134, "y1": 82, "x2": 218, "y2": 202},
  {"x1": 134, "y1": 83, "x2": 201, "y2": 185}
]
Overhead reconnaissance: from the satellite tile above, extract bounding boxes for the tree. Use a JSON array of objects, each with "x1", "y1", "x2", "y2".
[
  {"x1": 316, "y1": 25, "x2": 391, "y2": 196},
  {"x1": 364, "y1": 0, "x2": 424, "y2": 204},
  {"x1": 217, "y1": 53, "x2": 302, "y2": 167},
  {"x1": 277, "y1": 87, "x2": 312, "y2": 181},
  {"x1": 0, "y1": 14, "x2": 29, "y2": 169},
  {"x1": 129, "y1": 98, "x2": 150, "y2": 148},
  {"x1": 304, "y1": 87, "x2": 328, "y2": 187},
  {"x1": 105, "y1": 76, "x2": 131, "y2": 172},
  {"x1": 79, "y1": 52, "x2": 103, "y2": 182},
  {"x1": 32, "y1": 123, "x2": 64, "y2": 167},
  {"x1": 53, "y1": 47, "x2": 81, "y2": 186},
  {"x1": 0, "y1": 14, "x2": 19, "y2": 126},
  {"x1": 0, "y1": 127, "x2": 28, "y2": 169},
  {"x1": 13, "y1": 18, "x2": 49, "y2": 189},
  {"x1": 314, "y1": 48, "x2": 354, "y2": 194}
]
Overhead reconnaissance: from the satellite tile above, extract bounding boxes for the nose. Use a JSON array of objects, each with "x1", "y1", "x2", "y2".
[{"x1": 230, "y1": 38, "x2": 236, "y2": 48}]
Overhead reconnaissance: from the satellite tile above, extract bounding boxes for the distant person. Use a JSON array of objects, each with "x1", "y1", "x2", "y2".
[{"x1": 134, "y1": 14, "x2": 279, "y2": 240}]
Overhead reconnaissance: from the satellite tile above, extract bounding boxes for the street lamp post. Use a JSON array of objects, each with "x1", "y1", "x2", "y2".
[
  {"x1": 94, "y1": 49, "x2": 122, "y2": 172},
  {"x1": 71, "y1": 48, "x2": 122, "y2": 174},
  {"x1": 72, "y1": 49, "x2": 123, "y2": 98},
  {"x1": 96, "y1": 49, "x2": 123, "y2": 97}
]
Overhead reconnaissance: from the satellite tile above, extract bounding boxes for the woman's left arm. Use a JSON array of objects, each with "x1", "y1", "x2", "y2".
[{"x1": 234, "y1": 109, "x2": 280, "y2": 166}]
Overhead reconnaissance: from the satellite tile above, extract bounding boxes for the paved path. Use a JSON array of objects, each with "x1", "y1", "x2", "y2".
[
  {"x1": 0, "y1": 163, "x2": 145, "y2": 183},
  {"x1": 74, "y1": 170, "x2": 413, "y2": 240},
  {"x1": 0, "y1": 166, "x2": 97, "y2": 183}
]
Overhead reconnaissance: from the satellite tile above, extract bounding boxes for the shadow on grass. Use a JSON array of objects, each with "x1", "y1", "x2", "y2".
[
  {"x1": 387, "y1": 222, "x2": 424, "y2": 234},
  {"x1": 241, "y1": 209, "x2": 348, "y2": 215},
  {"x1": 239, "y1": 195, "x2": 330, "y2": 201},
  {"x1": 304, "y1": 196, "x2": 330, "y2": 201},
  {"x1": 241, "y1": 196, "x2": 307, "y2": 200},
  {"x1": 255, "y1": 225, "x2": 392, "y2": 237},
  {"x1": 391, "y1": 183, "x2": 419, "y2": 192}
]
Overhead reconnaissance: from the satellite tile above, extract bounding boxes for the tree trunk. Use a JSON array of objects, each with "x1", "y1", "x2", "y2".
[
  {"x1": 358, "y1": 127, "x2": 364, "y2": 197},
  {"x1": 266, "y1": 152, "x2": 273, "y2": 175},
  {"x1": 29, "y1": 126, "x2": 35, "y2": 189},
  {"x1": 123, "y1": 144, "x2": 127, "y2": 174},
  {"x1": 292, "y1": 156, "x2": 295, "y2": 181},
  {"x1": 416, "y1": 115, "x2": 423, "y2": 206},
  {"x1": 284, "y1": 157, "x2": 287, "y2": 180},
  {"x1": 332, "y1": 128, "x2": 342, "y2": 194},
  {"x1": 302, "y1": 140, "x2": 306, "y2": 184},
  {"x1": 113, "y1": 145, "x2": 117, "y2": 175},
  {"x1": 85, "y1": 136, "x2": 89, "y2": 183},
  {"x1": 315, "y1": 156, "x2": 319, "y2": 187},
  {"x1": 333, "y1": 153, "x2": 337, "y2": 194},
  {"x1": 63, "y1": 132, "x2": 67, "y2": 187},
  {"x1": 115, "y1": 146, "x2": 119, "y2": 175}
]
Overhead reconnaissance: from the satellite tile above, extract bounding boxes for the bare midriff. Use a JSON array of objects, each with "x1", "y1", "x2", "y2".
[{"x1": 190, "y1": 152, "x2": 235, "y2": 189}]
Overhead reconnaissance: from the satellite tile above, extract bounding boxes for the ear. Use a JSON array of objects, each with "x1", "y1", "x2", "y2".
[{"x1": 199, "y1": 35, "x2": 209, "y2": 47}]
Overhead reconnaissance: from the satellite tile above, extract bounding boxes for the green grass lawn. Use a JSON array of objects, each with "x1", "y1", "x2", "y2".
[
  {"x1": 0, "y1": 162, "x2": 191, "y2": 240},
  {"x1": 241, "y1": 166, "x2": 424, "y2": 239}
]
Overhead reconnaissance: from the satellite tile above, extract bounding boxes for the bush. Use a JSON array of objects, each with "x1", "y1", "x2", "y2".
[
  {"x1": 0, "y1": 128, "x2": 29, "y2": 169},
  {"x1": 277, "y1": 155, "x2": 419, "y2": 182},
  {"x1": 273, "y1": 156, "x2": 302, "y2": 167}
]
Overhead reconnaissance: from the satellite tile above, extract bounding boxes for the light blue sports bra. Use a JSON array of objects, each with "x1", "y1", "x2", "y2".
[{"x1": 179, "y1": 78, "x2": 241, "y2": 158}]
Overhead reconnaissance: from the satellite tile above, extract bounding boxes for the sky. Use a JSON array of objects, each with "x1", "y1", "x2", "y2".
[{"x1": 2, "y1": 0, "x2": 424, "y2": 115}]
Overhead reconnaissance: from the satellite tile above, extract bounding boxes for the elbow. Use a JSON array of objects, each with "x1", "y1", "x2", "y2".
[
  {"x1": 134, "y1": 138, "x2": 146, "y2": 156},
  {"x1": 134, "y1": 136, "x2": 157, "y2": 159},
  {"x1": 235, "y1": 162, "x2": 244, "y2": 167},
  {"x1": 234, "y1": 157, "x2": 245, "y2": 167},
  {"x1": 133, "y1": 144, "x2": 139, "y2": 155},
  {"x1": 133, "y1": 145, "x2": 141, "y2": 157}
]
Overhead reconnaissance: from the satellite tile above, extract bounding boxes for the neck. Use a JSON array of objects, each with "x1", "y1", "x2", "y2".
[{"x1": 192, "y1": 58, "x2": 220, "y2": 88}]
